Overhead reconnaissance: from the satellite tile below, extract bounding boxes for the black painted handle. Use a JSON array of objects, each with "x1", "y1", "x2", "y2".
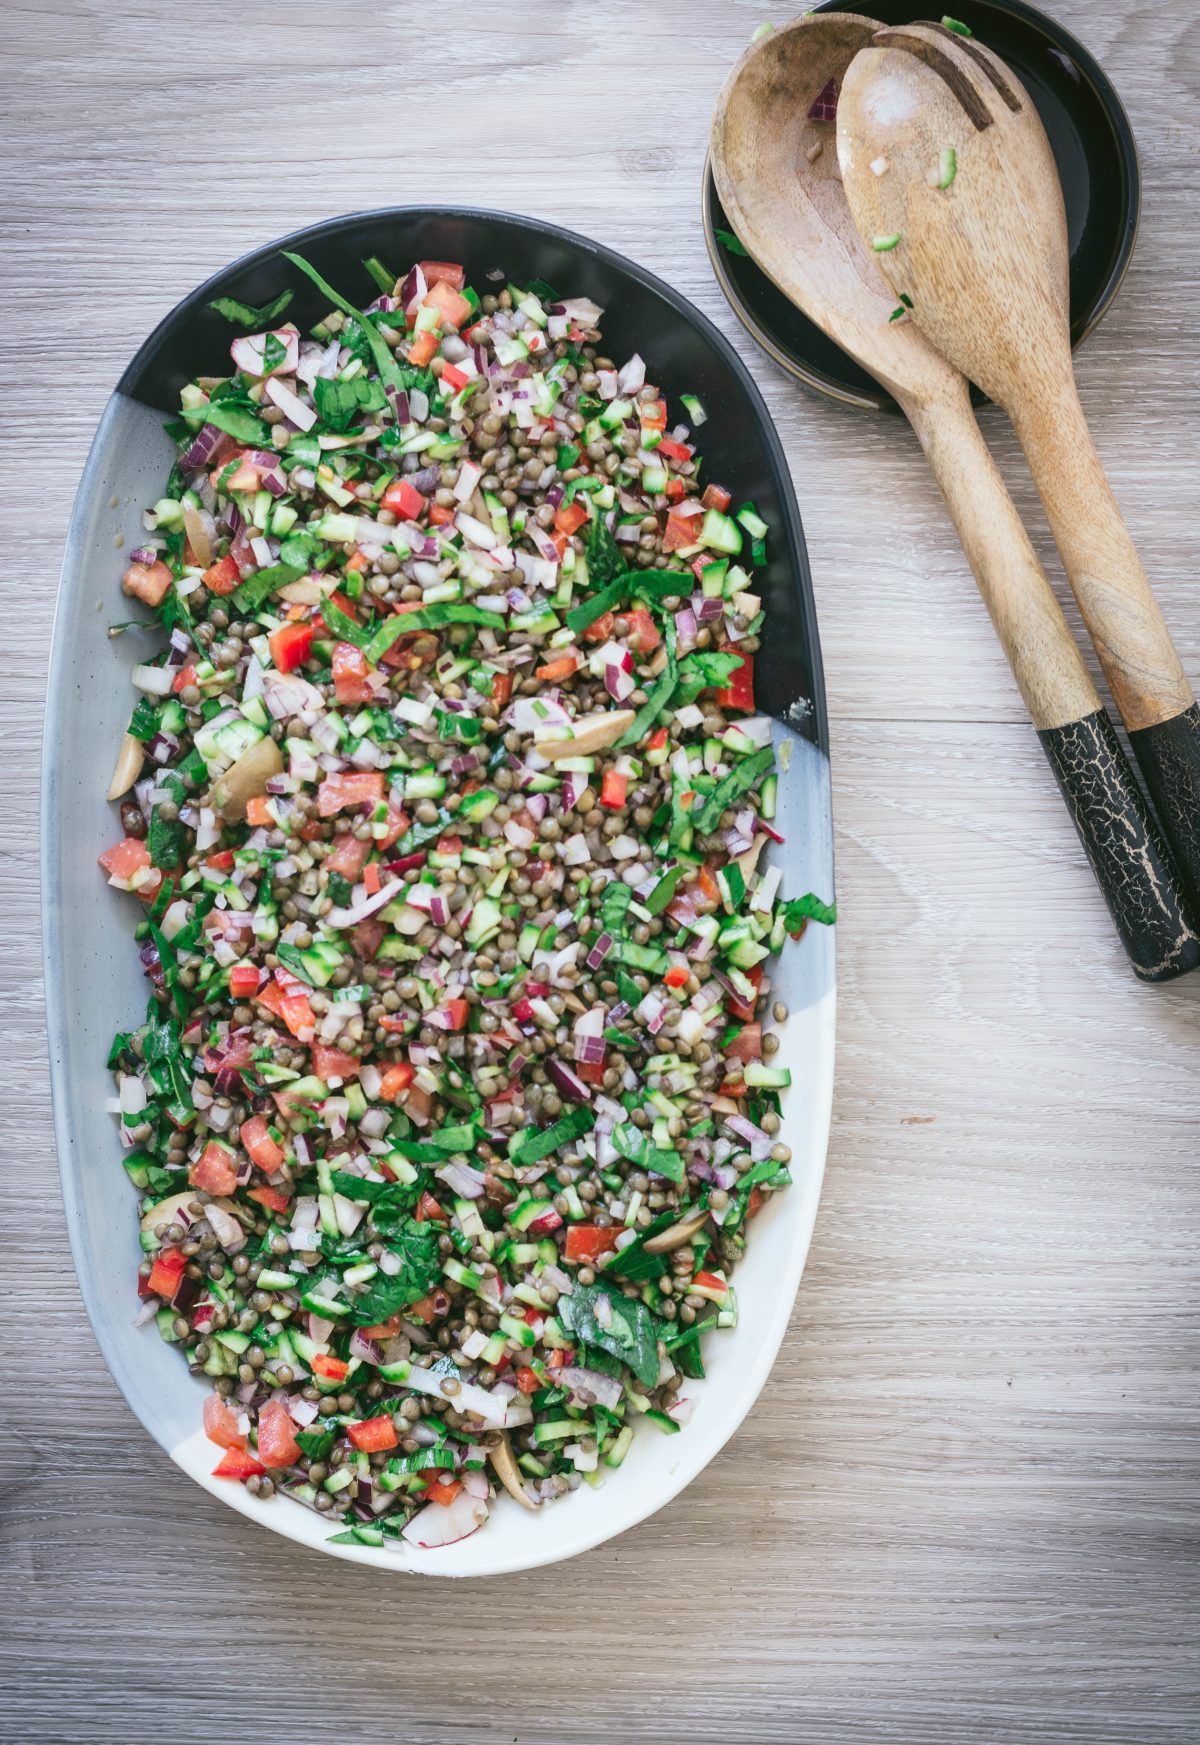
[
  {"x1": 1129, "y1": 703, "x2": 1200, "y2": 908},
  {"x1": 1038, "y1": 709, "x2": 1200, "y2": 983}
]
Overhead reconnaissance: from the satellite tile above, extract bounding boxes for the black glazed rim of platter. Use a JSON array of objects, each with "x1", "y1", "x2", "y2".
[
  {"x1": 703, "y1": 0, "x2": 1141, "y2": 413},
  {"x1": 115, "y1": 203, "x2": 827, "y2": 751}
]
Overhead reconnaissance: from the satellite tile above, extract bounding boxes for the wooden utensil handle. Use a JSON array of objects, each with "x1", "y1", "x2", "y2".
[
  {"x1": 1009, "y1": 383, "x2": 1200, "y2": 896},
  {"x1": 906, "y1": 383, "x2": 1200, "y2": 980}
]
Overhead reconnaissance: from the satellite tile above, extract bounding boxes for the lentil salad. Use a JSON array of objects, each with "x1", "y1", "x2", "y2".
[{"x1": 100, "y1": 250, "x2": 836, "y2": 1552}]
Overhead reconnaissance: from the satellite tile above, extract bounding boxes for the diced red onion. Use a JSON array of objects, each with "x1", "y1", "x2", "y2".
[
  {"x1": 546, "y1": 1058, "x2": 590, "y2": 1103},
  {"x1": 808, "y1": 76, "x2": 839, "y2": 121},
  {"x1": 674, "y1": 606, "x2": 698, "y2": 653}
]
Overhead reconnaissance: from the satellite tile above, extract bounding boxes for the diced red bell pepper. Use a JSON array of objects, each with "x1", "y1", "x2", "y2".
[
  {"x1": 581, "y1": 609, "x2": 616, "y2": 643},
  {"x1": 646, "y1": 726, "x2": 669, "y2": 754},
  {"x1": 312, "y1": 1353, "x2": 349, "y2": 1382},
  {"x1": 714, "y1": 651, "x2": 755, "y2": 713},
  {"x1": 623, "y1": 608, "x2": 661, "y2": 655},
  {"x1": 381, "y1": 476, "x2": 428, "y2": 520},
  {"x1": 535, "y1": 654, "x2": 579, "y2": 683},
  {"x1": 173, "y1": 663, "x2": 198, "y2": 694},
  {"x1": 256, "y1": 1398, "x2": 301, "y2": 1468},
  {"x1": 206, "y1": 849, "x2": 235, "y2": 871},
  {"x1": 147, "y1": 1246, "x2": 188, "y2": 1300},
  {"x1": 600, "y1": 770, "x2": 628, "y2": 809},
  {"x1": 189, "y1": 1140, "x2": 239, "y2": 1195},
  {"x1": 238, "y1": 1113, "x2": 285, "y2": 1171},
  {"x1": 427, "y1": 500, "x2": 455, "y2": 525},
  {"x1": 441, "y1": 999, "x2": 469, "y2": 1032},
  {"x1": 325, "y1": 833, "x2": 372, "y2": 880},
  {"x1": 317, "y1": 772, "x2": 385, "y2": 817},
  {"x1": 256, "y1": 975, "x2": 315, "y2": 1039},
  {"x1": 268, "y1": 620, "x2": 314, "y2": 674},
  {"x1": 488, "y1": 670, "x2": 513, "y2": 707},
  {"x1": 665, "y1": 476, "x2": 686, "y2": 503},
  {"x1": 228, "y1": 963, "x2": 261, "y2": 999},
  {"x1": 702, "y1": 483, "x2": 732, "y2": 513},
  {"x1": 663, "y1": 963, "x2": 689, "y2": 989},
  {"x1": 554, "y1": 501, "x2": 589, "y2": 536},
  {"x1": 515, "y1": 1366, "x2": 540, "y2": 1394},
  {"x1": 563, "y1": 1225, "x2": 620, "y2": 1264},
  {"x1": 212, "y1": 1448, "x2": 267, "y2": 1482},
  {"x1": 332, "y1": 641, "x2": 375, "y2": 705},
  {"x1": 247, "y1": 1184, "x2": 292, "y2": 1215},
  {"x1": 422, "y1": 1475, "x2": 463, "y2": 1507},
  {"x1": 440, "y1": 362, "x2": 470, "y2": 393},
  {"x1": 577, "y1": 1056, "x2": 607, "y2": 1085},
  {"x1": 203, "y1": 1391, "x2": 247, "y2": 1452},
  {"x1": 122, "y1": 559, "x2": 173, "y2": 606},
  {"x1": 347, "y1": 1416, "x2": 398, "y2": 1453},
  {"x1": 379, "y1": 1061, "x2": 416, "y2": 1101},
  {"x1": 656, "y1": 437, "x2": 693, "y2": 464},
  {"x1": 312, "y1": 1044, "x2": 362, "y2": 1083},
  {"x1": 662, "y1": 502, "x2": 705, "y2": 552},
  {"x1": 746, "y1": 1184, "x2": 766, "y2": 1220}
]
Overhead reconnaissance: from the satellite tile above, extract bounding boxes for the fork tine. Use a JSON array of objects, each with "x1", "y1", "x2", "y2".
[{"x1": 870, "y1": 29, "x2": 996, "y2": 131}]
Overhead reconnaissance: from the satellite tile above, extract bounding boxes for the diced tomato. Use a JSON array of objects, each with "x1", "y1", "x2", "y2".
[
  {"x1": 714, "y1": 651, "x2": 755, "y2": 713},
  {"x1": 201, "y1": 554, "x2": 241, "y2": 596},
  {"x1": 581, "y1": 609, "x2": 616, "y2": 643},
  {"x1": 727, "y1": 962, "x2": 763, "y2": 1022},
  {"x1": 236, "y1": 1117, "x2": 284, "y2": 1179},
  {"x1": 746, "y1": 1184, "x2": 766, "y2": 1220},
  {"x1": 212, "y1": 1448, "x2": 267, "y2": 1481},
  {"x1": 415, "y1": 1190, "x2": 448, "y2": 1223},
  {"x1": 379, "y1": 1062, "x2": 416, "y2": 1101},
  {"x1": 667, "y1": 864, "x2": 721, "y2": 925},
  {"x1": 440, "y1": 362, "x2": 470, "y2": 393},
  {"x1": 361, "y1": 1313, "x2": 404, "y2": 1339},
  {"x1": 577, "y1": 1056, "x2": 607, "y2": 1085},
  {"x1": 323, "y1": 837, "x2": 368, "y2": 885},
  {"x1": 422, "y1": 280, "x2": 472, "y2": 329},
  {"x1": 488, "y1": 670, "x2": 513, "y2": 707},
  {"x1": 719, "y1": 1077, "x2": 748, "y2": 1098},
  {"x1": 702, "y1": 483, "x2": 732, "y2": 513},
  {"x1": 664, "y1": 963, "x2": 689, "y2": 989},
  {"x1": 332, "y1": 641, "x2": 375, "y2": 705},
  {"x1": 422, "y1": 1475, "x2": 464, "y2": 1507},
  {"x1": 515, "y1": 1366, "x2": 540, "y2": 1394},
  {"x1": 600, "y1": 769, "x2": 628, "y2": 809},
  {"x1": 347, "y1": 1416, "x2": 398, "y2": 1453},
  {"x1": 725, "y1": 1021, "x2": 763, "y2": 1062},
  {"x1": 646, "y1": 726, "x2": 669, "y2": 754},
  {"x1": 564, "y1": 1225, "x2": 620, "y2": 1264},
  {"x1": 255, "y1": 977, "x2": 313, "y2": 1040},
  {"x1": 203, "y1": 1392, "x2": 247, "y2": 1452},
  {"x1": 352, "y1": 918, "x2": 387, "y2": 960},
  {"x1": 663, "y1": 502, "x2": 705, "y2": 553},
  {"x1": 418, "y1": 260, "x2": 466, "y2": 292},
  {"x1": 665, "y1": 476, "x2": 686, "y2": 503},
  {"x1": 228, "y1": 963, "x2": 261, "y2": 999},
  {"x1": 311, "y1": 1044, "x2": 361, "y2": 1083},
  {"x1": 205, "y1": 848, "x2": 235, "y2": 872},
  {"x1": 147, "y1": 1246, "x2": 187, "y2": 1300},
  {"x1": 554, "y1": 501, "x2": 589, "y2": 536},
  {"x1": 623, "y1": 608, "x2": 661, "y2": 654},
  {"x1": 312, "y1": 1353, "x2": 349, "y2": 1381},
  {"x1": 408, "y1": 328, "x2": 440, "y2": 367},
  {"x1": 535, "y1": 655, "x2": 579, "y2": 683},
  {"x1": 247, "y1": 1184, "x2": 291, "y2": 1215},
  {"x1": 173, "y1": 663, "x2": 198, "y2": 694},
  {"x1": 122, "y1": 558, "x2": 173, "y2": 606},
  {"x1": 317, "y1": 772, "x2": 385, "y2": 816},
  {"x1": 343, "y1": 550, "x2": 370, "y2": 575},
  {"x1": 256, "y1": 1398, "x2": 301, "y2": 1469},
  {"x1": 98, "y1": 836, "x2": 153, "y2": 885},
  {"x1": 269, "y1": 620, "x2": 314, "y2": 673},
  {"x1": 639, "y1": 399, "x2": 668, "y2": 431},
  {"x1": 442, "y1": 998, "x2": 469, "y2": 1032},
  {"x1": 427, "y1": 501, "x2": 455, "y2": 525},
  {"x1": 407, "y1": 1286, "x2": 450, "y2": 1325},
  {"x1": 380, "y1": 476, "x2": 427, "y2": 521},
  {"x1": 693, "y1": 1269, "x2": 729, "y2": 1298},
  {"x1": 189, "y1": 1140, "x2": 239, "y2": 1195},
  {"x1": 656, "y1": 437, "x2": 693, "y2": 464},
  {"x1": 377, "y1": 801, "x2": 409, "y2": 851}
]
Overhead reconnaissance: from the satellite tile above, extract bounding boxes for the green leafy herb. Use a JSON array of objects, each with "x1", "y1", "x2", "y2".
[
  {"x1": 617, "y1": 614, "x2": 678, "y2": 747},
  {"x1": 229, "y1": 560, "x2": 306, "y2": 616},
  {"x1": 672, "y1": 649, "x2": 741, "y2": 708},
  {"x1": 275, "y1": 942, "x2": 317, "y2": 984},
  {"x1": 715, "y1": 228, "x2": 749, "y2": 257},
  {"x1": 363, "y1": 604, "x2": 506, "y2": 668},
  {"x1": 508, "y1": 1105, "x2": 596, "y2": 1169},
  {"x1": 779, "y1": 892, "x2": 837, "y2": 930},
  {"x1": 692, "y1": 744, "x2": 775, "y2": 833},
  {"x1": 559, "y1": 1280, "x2": 665, "y2": 1388},
  {"x1": 585, "y1": 508, "x2": 625, "y2": 592},
  {"x1": 313, "y1": 375, "x2": 388, "y2": 433},
  {"x1": 565, "y1": 567, "x2": 688, "y2": 634},
  {"x1": 941, "y1": 14, "x2": 972, "y2": 35},
  {"x1": 282, "y1": 251, "x2": 402, "y2": 389},
  {"x1": 181, "y1": 399, "x2": 271, "y2": 446},
  {"x1": 147, "y1": 774, "x2": 185, "y2": 871},
  {"x1": 346, "y1": 1215, "x2": 442, "y2": 1325},
  {"x1": 261, "y1": 331, "x2": 288, "y2": 375},
  {"x1": 127, "y1": 696, "x2": 162, "y2": 743},
  {"x1": 209, "y1": 290, "x2": 294, "y2": 329},
  {"x1": 362, "y1": 255, "x2": 397, "y2": 296}
]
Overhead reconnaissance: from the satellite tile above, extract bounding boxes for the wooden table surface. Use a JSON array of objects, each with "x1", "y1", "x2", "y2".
[{"x1": 3, "y1": 2, "x2": 1198, "y2": 1740}]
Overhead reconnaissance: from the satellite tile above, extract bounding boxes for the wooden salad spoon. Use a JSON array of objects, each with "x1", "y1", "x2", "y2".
[
  {"x1": 710, "y1": 12, "x2": 1199, "y2": 981},
  {"x1": 836, "y1": 20, "x2": 1200, "y2": 906}
]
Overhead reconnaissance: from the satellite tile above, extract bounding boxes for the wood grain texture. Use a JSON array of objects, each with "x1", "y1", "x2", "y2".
[{"x1": 2, "y1": 3, "x2": 1199, "y2": 1742}]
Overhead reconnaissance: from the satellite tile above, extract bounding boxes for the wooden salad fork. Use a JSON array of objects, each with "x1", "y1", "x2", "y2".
[
  {"x1": 837, "y1": 20, "x2": 1200, "y2": 907},
  {"x1": 710, "y1": 12, "x2": 1198, "y2": 979}
]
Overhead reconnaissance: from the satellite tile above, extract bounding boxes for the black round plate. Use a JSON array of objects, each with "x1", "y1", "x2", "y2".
[{"x1": 703, "y1": 0, "x2": 1140, "y2": 412}]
